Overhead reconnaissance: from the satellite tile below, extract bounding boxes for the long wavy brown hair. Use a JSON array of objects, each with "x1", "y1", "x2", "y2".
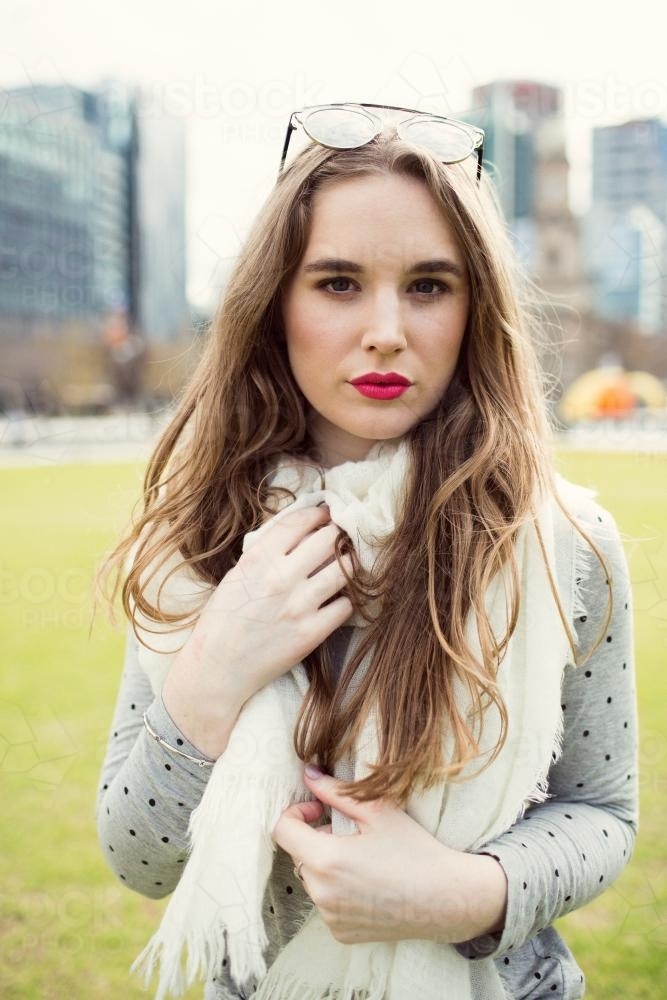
[{"x1": 98, "y1": 135, "x2": 607, "y2": 807}]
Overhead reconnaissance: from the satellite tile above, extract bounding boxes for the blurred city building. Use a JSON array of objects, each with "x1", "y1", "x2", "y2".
[
  {"x1": 470, "y1": 83, "x2": 667, "y2": 387},
  {"x1": 132, "y1": 104, "x2": 189, "y2": 343},
  {"x1": 0, "y1": 83, "x2": 135, "y2": 331},
  {"x1": 0, "y1": 79, "x2": 190, "y2": 411},
  {"x1": 585, "y1": 118, "x2": 667, "y2": 336},
  {"x1": 470, "y1": 80, "x2": 592, "y2": 387}
]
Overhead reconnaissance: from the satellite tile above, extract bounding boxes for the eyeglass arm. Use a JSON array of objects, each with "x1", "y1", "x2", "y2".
[{"x1": 278, "y1": 115, "x2": 297, "y2": 176}]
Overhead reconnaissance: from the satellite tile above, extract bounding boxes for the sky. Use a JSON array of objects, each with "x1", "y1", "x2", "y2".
[{"x1": 3, "y1": 0, "x2": 667, "y2": 307}]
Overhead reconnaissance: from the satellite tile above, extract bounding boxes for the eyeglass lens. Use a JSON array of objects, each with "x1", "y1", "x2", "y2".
[
  {"x1": 397, "y1": 119, "x2": 474, "y2": 161},
  {"x1": 301, "y1": 107, "x2": 379, "y2": 148}
]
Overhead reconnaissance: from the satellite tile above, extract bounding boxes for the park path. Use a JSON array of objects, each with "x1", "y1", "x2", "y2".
[
  {"x1": 0, "y1": 411, "x2": 169, "y2": 467},
  {"x1": 1, "y1": 411, "x2": 666, "y2": 468}
]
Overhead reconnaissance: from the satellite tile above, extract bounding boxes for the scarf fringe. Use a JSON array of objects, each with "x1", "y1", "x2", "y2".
[
  {"x1": 253, "y1": 915, "x2": 390, "y2": 1000},
  {"x1": 524, "y1": 484, "x2": 595, "y2": 808},
  {"x1": 256, "y1": 970, "x2": 378, "y2": 1000},
  {"x1": 132, "y1": 926, "x2": 239, "y2": 1000},
  {"x1": 555, "y1": 474, "x2": 596, "y2": 637},
  {"x1": 572, "y1": 523, "x2": 595, "y2": 627},
  {"x1": 131, "y1": 889, "x2": 270, "y2": 1000},
  {"x1": 524, "y1": 704, "x2": 565, "y2": 807},
  {"x1": 132, "y1": 763, "x2": 314, "y2": 998}
]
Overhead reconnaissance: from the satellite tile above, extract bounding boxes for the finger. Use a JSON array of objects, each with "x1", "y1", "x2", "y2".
[
  {"x1": 303, "y1": 769, "x2": 383, "y2": 829},
  {"x1": 237, "y1": 506, "x2": 331, "y2": 587},
  {"x1": 272, "y1": 801, "x2": 326, "y2": 856},
  {"x1": 315, "y1": 823, "x2": 333, "y2": 835},
  {"x1": 268, "y1": 505, "x2": 331, "y2": 555},
  {"x1": 281, "y1": 798, "x2": 325, "y2": 824},
  {"x1": 286, "y1": 520, "x2": 341, "y2": 574},
  {"x1": 307, "y1": 553, "x2": 354, "y2": 608},
  {"x1": 312, "y1": 594, "x2": 354, "y2": 633}
]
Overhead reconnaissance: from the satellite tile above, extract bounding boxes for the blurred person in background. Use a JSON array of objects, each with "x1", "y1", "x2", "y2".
[
  {"x1": 102, "y1": 307, "x2": 146, "y2": 409},
  {"x1": 96, "y1": 103, "x2": 637, "y2": 1000}
]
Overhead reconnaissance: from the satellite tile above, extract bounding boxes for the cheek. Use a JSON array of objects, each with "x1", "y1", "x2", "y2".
[
  {"x1": 284, "y1": 323, "x2": 329, "y2": 397},
  {"x1": 286, "y1": 327, "x2": 322, "y2": 374},
  {"x1": 425, "y1": 310, "x2": 467, "y2": 357},
  {"x1": 285, "y1": 305, "x2": 339, "y2": 369}
]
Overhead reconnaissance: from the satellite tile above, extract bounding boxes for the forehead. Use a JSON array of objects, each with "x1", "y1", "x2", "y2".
[{"x1": 304, "y1": 172, "x2": 463, "y2": 267}]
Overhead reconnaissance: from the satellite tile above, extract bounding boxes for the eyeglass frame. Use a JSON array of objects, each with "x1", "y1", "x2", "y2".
[{"x1": 278, "y1": 102, "x2": 485, "y2": 182}]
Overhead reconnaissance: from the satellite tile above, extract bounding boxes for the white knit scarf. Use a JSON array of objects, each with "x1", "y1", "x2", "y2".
[{"x1": 131, "y1": 440, "x2": 586, "y2": 1000}]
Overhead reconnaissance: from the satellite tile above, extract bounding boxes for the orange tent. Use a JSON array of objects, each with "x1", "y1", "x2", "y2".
[{"x1": 559, "y1": 368, "x2": 666, "y2": 422}]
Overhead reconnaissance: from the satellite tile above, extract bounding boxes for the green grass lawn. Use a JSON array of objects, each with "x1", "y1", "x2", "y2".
[{"x1": 0, "y1": 452, "x2": 665, "y2": 998}]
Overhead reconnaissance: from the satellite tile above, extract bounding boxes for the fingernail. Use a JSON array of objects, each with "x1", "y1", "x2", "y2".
[{"x1": 305, "y1": 764, "x2": 323, "y2": 780}]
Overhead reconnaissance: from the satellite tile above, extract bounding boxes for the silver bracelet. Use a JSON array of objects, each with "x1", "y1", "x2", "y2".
[{"x1": 142, "y1": 712, "x2": 215, "y2": 768}]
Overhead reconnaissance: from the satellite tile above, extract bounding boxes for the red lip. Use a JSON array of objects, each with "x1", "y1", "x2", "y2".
[
  {"x1": 349, "y1": 372, "x2": 412, "y2": 386},
  {"x1": 352, "y1": 383, "x2": 409, "y2": 400}
]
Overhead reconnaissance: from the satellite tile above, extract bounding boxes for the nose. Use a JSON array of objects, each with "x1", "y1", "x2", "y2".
[{"x1": 360, "y1": 289, "x2": 407, "y2": 355}]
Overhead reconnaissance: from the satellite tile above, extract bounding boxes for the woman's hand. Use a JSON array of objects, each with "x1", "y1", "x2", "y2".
[
  {"x1": 273, "y1": 766, "x2": 508, "y2": 946},
  {"x1": 162, "y1": 505, "x2": 353, "y2": 758}
]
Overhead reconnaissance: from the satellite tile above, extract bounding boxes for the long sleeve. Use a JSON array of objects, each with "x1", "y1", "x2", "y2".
[
  {"x1": 96, "y1": 626, "x2": 216, "y2": 898},
  {"x1": 457, "y1": 502, "x2": 638, "y2": 963}
]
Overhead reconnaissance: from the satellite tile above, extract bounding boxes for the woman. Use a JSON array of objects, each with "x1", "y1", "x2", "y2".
[{"x1": 96, "y1": 104, "x2": 637, "y2": 1000}]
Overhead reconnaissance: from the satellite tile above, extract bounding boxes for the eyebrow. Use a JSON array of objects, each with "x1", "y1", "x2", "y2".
[
  {"x1": 302, "y1": 257, "x2": 465, "y2": 279},
  {"x1": 303, "y1": 258, "x2": 364, "y2": 274}
]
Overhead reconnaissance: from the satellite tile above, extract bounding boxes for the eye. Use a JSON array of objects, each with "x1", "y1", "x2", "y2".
[
  {"x1": 410, "y1": 278, "x2": 449, "y2": 296},
  {"x1": 318, "y1": 277, "x2": 356, "y2": 294}
]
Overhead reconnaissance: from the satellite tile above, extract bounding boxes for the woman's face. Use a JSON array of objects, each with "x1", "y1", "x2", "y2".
[{"x1": 282, "y1": 172, "x2": 469, "y2": 466}]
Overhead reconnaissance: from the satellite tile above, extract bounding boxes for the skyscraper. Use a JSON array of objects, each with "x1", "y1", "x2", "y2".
[
  {"x1": 132, "y1": 99, "x2": 189, "y2": 343},
  {"x1": 471, "y1": 82, "x2": 575, "y2": 268},
  {"x1": 0, "y1": 82, "x2": 135, "y2": 328},
  {"x1": 0, "y1": 79, "x2": 189, "y2": 400},
  {"x1": 586, "y1": 118, "x2": 667, "y2": 335},
  {"x1": 470, "y1": 80, "x2": 590, "y2": 384}
]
